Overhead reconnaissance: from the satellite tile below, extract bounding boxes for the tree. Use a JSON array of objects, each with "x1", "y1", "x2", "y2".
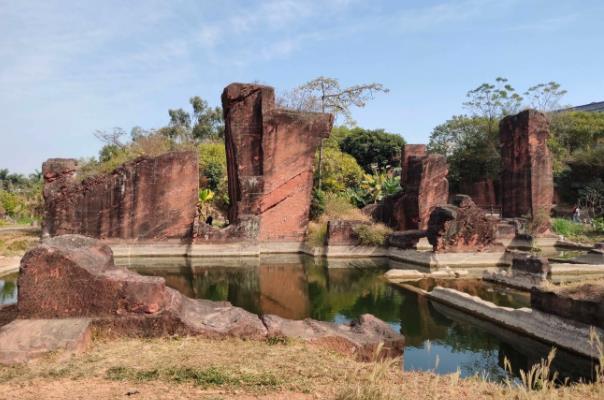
[
  {"x1": 279, "y1": 76, "x2": 389, "y2": 189},
  {"x1": 339, "y1": 128, "x2": 405, "y2": 173},
  {"x1": 463, "y1": 77, "x2": 523, "y2": 134},
  {"x1": 524, "y1": 81, "x2": 567, "y2": 112},
  {"x1": 190, "y1": 96, "x2": 224, "y2": 141},
  {"x1": 428, "y1": 115, "x2": 500, "y2": 192}
]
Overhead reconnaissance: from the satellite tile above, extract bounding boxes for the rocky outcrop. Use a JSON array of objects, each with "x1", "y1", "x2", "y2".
[
  {"x1": 400, "y1": 144, "x2": 426, "y2": 187},
  {"x1": 220, "y1": 83, "x2": 333, "y2": 242},
  {"x1": 531, "y1": 284, "x2": 604, "y2": 329},
  {"x1": 16, "y1": 235, "x2": 404, "y2": 358},
  {"x1": 262, "y1": 313, "x2": 405, "y2": 360},
  {"x1": 512, "y1": 253, "x2": 550, "y2": 276},
  {"x1": 42, "y1": 152, "x2": 199, "y2": 240},
  {"x1": 426, "y1": 195, "x2": 497, "y2": 252},
  {"x1": 398, "y1": 154, "x2": 449, "y2": 231},
  {"x1": 500, "y1": 110, "x2": 554, "y2": 233}
]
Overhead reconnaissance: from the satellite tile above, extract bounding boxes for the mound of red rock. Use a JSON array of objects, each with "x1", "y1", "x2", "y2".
[
  {"x1": 426, "y1": 195, "x2": 498, "y2": 252},
  {"x1": 16, "y1": 235, "x2": 404, "y2": 359}
]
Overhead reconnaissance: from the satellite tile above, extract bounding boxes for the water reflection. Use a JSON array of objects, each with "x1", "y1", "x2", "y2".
[
  {"x1": 118, "y1": 255, "x2": 596, "y2": 382},
  {"x1": 0, "y1": 274, "x2": 17, "y2": 305}
]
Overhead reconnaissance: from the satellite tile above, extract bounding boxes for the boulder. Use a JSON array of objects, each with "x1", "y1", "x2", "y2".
[
  {"x1": 16, "y1": 235, "x2": 405, "y2": 358},
  {"x1": 0, "y1": 318, "x2": 92, "y2": 365},
  {"x1": 426, "y1": 195, "x2": 497, "y2": 252},
  {"x1": 500, "y1": 110, "x2": 554, "y2": 233},
  {"x1": 18, "y1": 235, "x2": 268, "y2": 338},
  {"x1": 262, "y1": 313, "x2": 405, "y2": 360}
]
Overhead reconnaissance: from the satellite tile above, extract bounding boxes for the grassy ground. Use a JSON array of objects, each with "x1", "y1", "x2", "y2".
[
  {"x1": 551, "y1": 218, "x2": 604, "y2": 244},
  {"x1": 0, "y1": 336, "x2": 602, "y2": 400},
  {"x1": 0, "y1": 227, "x2": 39, "y2": 257}
]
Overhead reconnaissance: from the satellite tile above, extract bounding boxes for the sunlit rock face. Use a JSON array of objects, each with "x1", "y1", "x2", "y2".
[
  {"x1": 221, "y1": 83, "x2": 333, "y2": 242},
  {"x1": 42, "y1": 151, "x2": 199, "y2": 240},
  {"x1": 396, "y1": 154, "x2": 449, "y2": 231},
  {"x1": 500, "y1": 109, "x2": 554, "y2": 233}
]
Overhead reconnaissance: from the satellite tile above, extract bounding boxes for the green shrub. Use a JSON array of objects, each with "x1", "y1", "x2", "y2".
[
  {"x1": 551, "y1": 218, "x2": 585, "y2": 237},
  {"x1": 317, "y1": 147, "x2": 365, "y2": 193},
  {"x1": 199, "y1": 142, "x2": 227, "y2": 191},
  {"x1": 353, "y1": 223, "x2": 392, "y2": 246},
  {"x1": 340, "y1": 128, "x2": 405, "y2": 172},
  {"x1": 310, "y1": 189, "x2": 326, "y2": 221}
]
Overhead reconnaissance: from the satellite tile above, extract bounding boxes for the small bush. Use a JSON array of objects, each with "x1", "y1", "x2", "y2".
[
  {"x1": 552, "y1": 218, "x2": 585, "y2": 237},
  {"x1": 306, "y1": 221, "x2": 327, "y2": 247},
  {"x1": 324, "y1": 195, "x2": 368, "y2": 222},
  {"x1": 354, "y1": 223, "x2": 392, "y2": 246}
]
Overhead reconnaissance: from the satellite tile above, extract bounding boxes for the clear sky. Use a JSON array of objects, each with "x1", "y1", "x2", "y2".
[{"x1": 1, "y1": 0, "x2": 603, "y2": 174}]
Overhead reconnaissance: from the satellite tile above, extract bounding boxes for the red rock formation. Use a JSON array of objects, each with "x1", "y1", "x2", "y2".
[
  {"x1": 500, "y1": 110, "x2": 554, "y2": 232},
  {"x1": 398, "y1": 154, "x2": 449, "y2": 230},
  {"x1": 42, "y1": 152, "x2": 199, "y2": 240},
  {"x1": 426, "y1": 195, "x2": 498, "y2": 252},
  {"x1": 221, "y1": 83, "x2": 333, "y2": 242},
  {"x1": 459, "y1": 178, "x2": 498, "y2": 208},
  {"x1": 401, "y1": 144, "x2": 426, "y2": 187},
  {"x1": 16, "y1": 234, "x2": 405, "y2": 357}
]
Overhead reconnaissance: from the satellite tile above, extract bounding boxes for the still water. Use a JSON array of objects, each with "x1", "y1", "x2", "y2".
[{"x1": 0, "y1": 256, "x2": 597, "y2": 382}]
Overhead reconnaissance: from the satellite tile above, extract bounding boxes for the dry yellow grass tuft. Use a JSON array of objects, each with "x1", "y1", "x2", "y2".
[{"x1": 0, "y1": 336, "x2": 602, "y2": 400}]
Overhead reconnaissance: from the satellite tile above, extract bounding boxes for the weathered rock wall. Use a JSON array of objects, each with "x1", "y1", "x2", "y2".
[
  {"x1": 459, "y1": 178, "x2": 498, "y2": 208},
  {"x1": 500, "y1": 110, "x2": 553, "y2": 232},
  {"x1": 398, "y1": 154, "x2": 449, "y2": 230},
  {"x1": 400, "y1": 144, "x2": 426, "y2": 187},
  {"x1": 221, "y1": 83, "x2": 333, "y2": 242},
  {"x1": 43, "y1": 152, "x2": 199, "y2": 240}
]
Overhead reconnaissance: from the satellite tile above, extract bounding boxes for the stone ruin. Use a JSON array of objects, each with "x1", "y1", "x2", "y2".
[
  {"x1": 42, "y1": 152, "x2": 199, "y2": 240},
  {"x1": 500, "y1": 109, "x2": 554, "y2": 232},
  {"x1": 203, "y1": 83, "x2": 333, "y2": 242},
  {"x1": 426, "y1": 194, "x2": 498, "y2": 252},
  {"x1": 0, "y1": 235, "x2": 404, "y2": 364},
  {"x1": 366, "y1": 144, "x2": 449, "y2": 232},
  {"x1": 41, "y1": 83, "x2": 333, "y2": 244}
]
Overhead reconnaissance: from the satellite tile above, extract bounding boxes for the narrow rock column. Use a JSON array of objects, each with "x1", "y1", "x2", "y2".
[
  {"x1": 222, "y1": 83, "x2": 333, "y2": 242},
  {"x1": 500, "y1": 109, "x2": 553, "y2": 232}
]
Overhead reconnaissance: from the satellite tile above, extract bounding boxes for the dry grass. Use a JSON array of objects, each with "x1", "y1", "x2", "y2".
[
  {"x1": 0, "y1": 230, "x2": 39, "y2": 257},
  {"x1": 0, "y1": 336, "x2": 602, "y2": 400}
]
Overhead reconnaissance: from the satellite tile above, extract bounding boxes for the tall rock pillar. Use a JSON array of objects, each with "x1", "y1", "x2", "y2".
[
  {"x1": 500, "y1": 109, "x2": 553, "y2": 232},
  {"x1": 222, "y1": 83, "x2": 333, "y2": 242}
]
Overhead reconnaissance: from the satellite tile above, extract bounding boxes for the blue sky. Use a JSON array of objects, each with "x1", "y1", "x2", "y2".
[{"x1": 1, "y1": 0, "x2": 603, "y2": 174}]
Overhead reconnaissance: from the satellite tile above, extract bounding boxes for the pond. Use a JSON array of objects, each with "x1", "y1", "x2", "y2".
[{"x1": 0, "y1": 256, "x2": 598, "y2": 382}]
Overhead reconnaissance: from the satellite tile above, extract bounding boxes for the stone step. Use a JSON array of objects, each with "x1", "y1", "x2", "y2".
[{"x1": 0, "y1": 318, "x2": 92, "y2": 365}]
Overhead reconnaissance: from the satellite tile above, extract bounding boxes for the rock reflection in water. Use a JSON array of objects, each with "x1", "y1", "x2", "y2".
[
  {"x1": 119, "y1": 255, "x2": 595, "y2": 382},
  {"x1": 0, "y1": 274, "x2": 17, "y2": 305}
]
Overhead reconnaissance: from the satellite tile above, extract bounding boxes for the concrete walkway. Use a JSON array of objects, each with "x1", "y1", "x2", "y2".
[{"x1": 0, "y1": 256, "x2": 20, "y2": 277}]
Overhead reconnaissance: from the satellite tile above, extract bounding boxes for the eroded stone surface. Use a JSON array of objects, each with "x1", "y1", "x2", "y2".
[
  {"x1": 262, "y1": 313, "x2": 405, "y2": 360},
  {"x1": 500, "y1": 110, "x2": 553, "y2": 232},
  {"x1": 42, "y1": 151, "x2": 199, "y2": 240},
  {"x1": 387, "y1": 230, "x2": 425, "y2": 249},
  {"x1": 531, "y1": 284, "x2": 604, "y2": 329},
  {"x1": 0, "y1": 318, "x2": 92, "y2": 365},
  {"x1": 459, "y1": 179, "x2": 498, "y2": 208},
  {"x1": 426, "y1": 195, "x2": 497, "y2": 252},
  {"x1": 215, "y1": 83, "x2": 333, "y2": 243},
  {"x1": 397, "y1": 154, "x2": 449, "y2": 231}
]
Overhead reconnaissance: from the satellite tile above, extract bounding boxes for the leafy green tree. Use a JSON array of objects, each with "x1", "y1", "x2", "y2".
[
  {"x1": 524, "y1": 81, "x2": 567, "y2": 112},
  {"x1": 190, "y1": 96, "x2": 224, "y2": 141},
  {"x1": 428, "y1": 115, "x2": 499, "y2": 191},
  {"x1": 198, "y1": 142, "x2": 227, "y2": 191},
  {"x1": 316, "y1": 147, "x2": 365, "y2": 193},
  {"x1": 339, "y1": 128, "x2": 405, "y2": 173}
]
